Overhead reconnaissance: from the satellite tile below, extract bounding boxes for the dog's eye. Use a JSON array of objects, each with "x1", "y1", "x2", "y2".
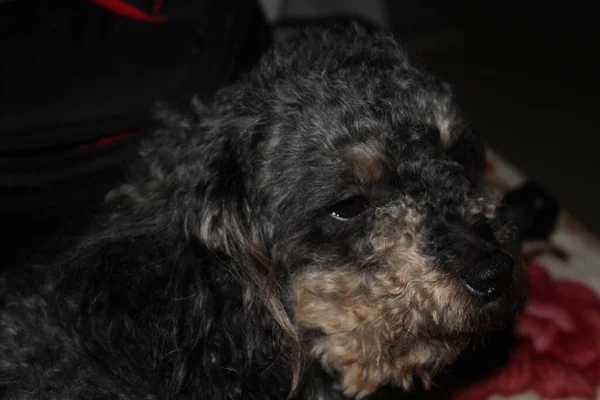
[{"x1": 328, "y1": 196, "x2": 369, "y2": 220}]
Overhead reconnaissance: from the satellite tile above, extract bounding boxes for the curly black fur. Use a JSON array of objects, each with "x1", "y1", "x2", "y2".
[{"x1": 0, "y1": 22, "x2": 524, "y2": 399}]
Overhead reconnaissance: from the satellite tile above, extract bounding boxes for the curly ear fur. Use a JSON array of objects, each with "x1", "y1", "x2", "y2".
[
  {"x1": 182, "y1": 114, "x2": 304, "y2": 394},
  {"x1": 41, "y1": 107, "x2": 302, "y2": 399}
]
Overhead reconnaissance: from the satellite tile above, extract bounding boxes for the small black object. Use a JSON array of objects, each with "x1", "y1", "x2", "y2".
[
  {"x1": 0, "y1": 0, "x2": 272, "y2": 268},
  {"x1": 501, "y1": 181, "x2": 561, "y2": 241}
]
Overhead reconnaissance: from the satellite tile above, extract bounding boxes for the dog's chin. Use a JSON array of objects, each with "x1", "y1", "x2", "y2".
[
  {"x1": 440, "y1": 291, "x2": 526, "y2": 340},
  {"x1": 305, "y1": 332, "x2": 467, "y2": 399},
  {"x1": 293, "y1": 255, "x2": 527, "y2": 398}
]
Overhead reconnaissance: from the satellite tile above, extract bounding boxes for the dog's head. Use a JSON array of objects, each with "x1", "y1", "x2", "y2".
[{"x1": 185, "y1": 23, "x2": 526, "y2": 398}]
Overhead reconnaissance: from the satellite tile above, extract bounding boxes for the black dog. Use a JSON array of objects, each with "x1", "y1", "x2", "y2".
[{"x1": 0, "y1": 22, "x2": 526, "y2": 399}]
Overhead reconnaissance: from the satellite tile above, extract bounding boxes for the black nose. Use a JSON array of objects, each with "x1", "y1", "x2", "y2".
[{"x1": 462, "y1": 251, "x2": 514, "y2": 301}]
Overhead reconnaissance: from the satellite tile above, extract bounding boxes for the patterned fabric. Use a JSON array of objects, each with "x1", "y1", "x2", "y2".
[{"x1": 452, "y1": 149, "x2": 600, "y2": 400}]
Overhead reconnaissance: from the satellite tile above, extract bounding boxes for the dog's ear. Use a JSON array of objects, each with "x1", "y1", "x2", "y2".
[
  {"x1": 108, "y1": 105, "x2": 266, "y2": 265},
  {"x1": 184, "y1": 133, "x2": 264, "y2": 260},
  {"x1": 182, "y1": 125, "x2": 304, "y2": 393}
]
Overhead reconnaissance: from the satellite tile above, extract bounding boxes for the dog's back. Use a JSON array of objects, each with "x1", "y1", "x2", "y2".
[
  {"x1": 0, "y1": 166, "x2": 296, "y2": 400},
  {"x1": 0, "y1": 237, "x2": 165, "y2": 398}
]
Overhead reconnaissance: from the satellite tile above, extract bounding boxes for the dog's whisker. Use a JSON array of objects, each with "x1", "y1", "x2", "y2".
[{"x1": 162, "y1": 294, "x2": 196, "y2": 301}]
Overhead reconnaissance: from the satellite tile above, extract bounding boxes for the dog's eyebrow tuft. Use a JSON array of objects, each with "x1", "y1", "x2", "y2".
[
  {"x1": 436, "y1": 113, "x2": 453, "y2": 145},
  {"x1": 343, "y1": 144, "x2": 385, "y2": 183},
  {"x1": 432, "y1": 95, "x2": 457, "y2": 146}
]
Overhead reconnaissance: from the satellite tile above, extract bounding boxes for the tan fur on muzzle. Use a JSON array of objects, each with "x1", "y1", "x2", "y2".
[{"x1": 292, "y1": 207, "x2": 472, "y2": 398}]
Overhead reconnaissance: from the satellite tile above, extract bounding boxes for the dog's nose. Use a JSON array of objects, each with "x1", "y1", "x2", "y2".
[{"x1": 462, "y1": 251, "x2": 513, "y2": 301}]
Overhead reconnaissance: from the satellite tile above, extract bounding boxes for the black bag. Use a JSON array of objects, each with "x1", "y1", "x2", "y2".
[{"x1": 0, "y1": 0, "x2": 271, "y2": 264}]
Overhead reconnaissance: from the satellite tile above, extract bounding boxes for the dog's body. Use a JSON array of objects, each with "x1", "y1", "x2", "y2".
[{"x1": 0, "y1": 23, "x2": 526, "y2": 399}]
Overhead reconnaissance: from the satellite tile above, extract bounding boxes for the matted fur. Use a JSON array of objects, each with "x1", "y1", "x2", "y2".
[{"x1": 0, "y1": 22, "x2": 526, "y2": 399}]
